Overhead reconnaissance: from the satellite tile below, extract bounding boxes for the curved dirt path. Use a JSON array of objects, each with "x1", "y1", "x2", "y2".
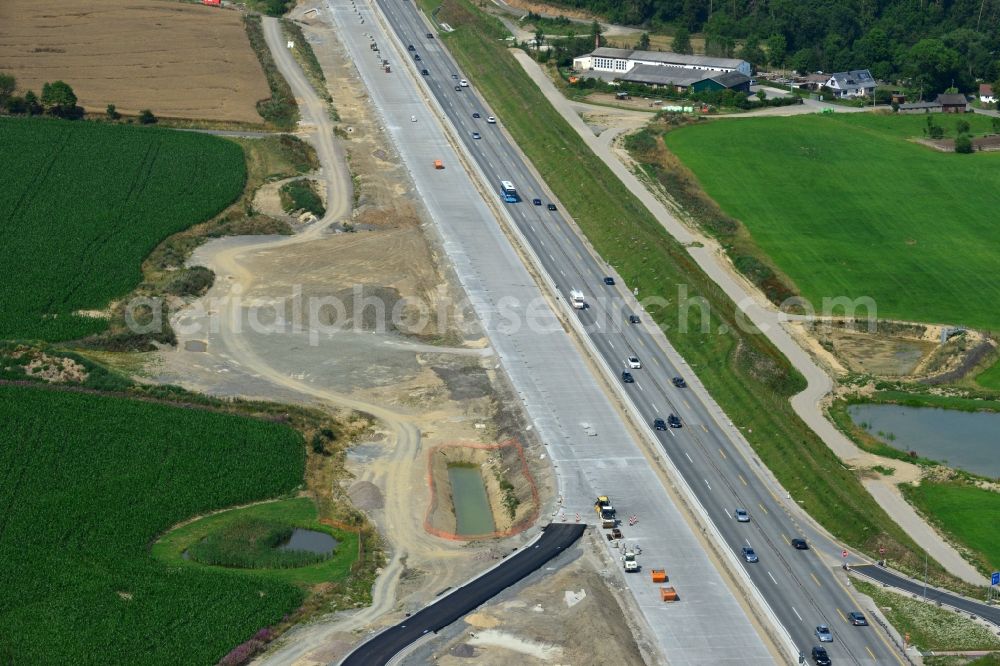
[
  {"x1": 168, "y1": 18, "x2": 470, "y2": 664},
  {"x1": 510, "y1": 50, "x2": 986, "y2": 586}
]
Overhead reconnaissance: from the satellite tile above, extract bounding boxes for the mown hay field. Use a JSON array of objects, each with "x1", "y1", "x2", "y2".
[
  {"x1": 0, "y1": 116, "x2": 245, "y2": 341},
  {"x1": 664, "y1": 113, "x2": 1000, "y2": 330},
  {"x1": 0, "y1": 0, "x2": 270, "y2": 122},
  {"x1": 0, "y1": 384, "x2": 306, "y2": 665}
]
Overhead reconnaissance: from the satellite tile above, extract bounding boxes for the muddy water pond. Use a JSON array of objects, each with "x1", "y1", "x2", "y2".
[
  {"x1": 277, "y1": 528, "x2": 338, "y2": 554},
  {"x1": 448, "y1": 464, "x2": 495, "y2": 535},
  {"x1": 848, "y1": 403, "x2": 1000, "y2": 478}
]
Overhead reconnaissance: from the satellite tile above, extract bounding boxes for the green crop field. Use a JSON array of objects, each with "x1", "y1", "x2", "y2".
[
  {"x1": 0, "y1": 384, "x2": 307, "y2": 665},
  {"x1": 663, "y1": 113, "x2": 1000, "y2": 330},
  {"x1": 0, "y1": 116, "x2": 245, "y2": 341}
]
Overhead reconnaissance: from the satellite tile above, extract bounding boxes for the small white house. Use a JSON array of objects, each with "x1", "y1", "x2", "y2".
[
  {"x1": 825, "y1": 69, "x2": 876, "y2": 98},
  {"x1": 979, "y1": 83, "x2": 996, "y2": 104}
]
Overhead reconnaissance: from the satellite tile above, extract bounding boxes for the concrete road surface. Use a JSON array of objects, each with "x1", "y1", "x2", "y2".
[
  {"x1": 362, "y1": 0, "x2": 917, "y2": 662},
  {"x1": 326, "y1": 1, "x2": 779, "y2": 663}
]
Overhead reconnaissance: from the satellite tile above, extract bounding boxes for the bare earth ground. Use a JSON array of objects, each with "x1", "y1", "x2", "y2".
[
  {"x1": 132, "y1": 9, "x2": 645, "y2": 663},
  {"x1": 0, "y1": 0, "x2": 269, "y2": 122},
  {"x1": 403, "y1": 537, "x2": 648, "y2": 666}
]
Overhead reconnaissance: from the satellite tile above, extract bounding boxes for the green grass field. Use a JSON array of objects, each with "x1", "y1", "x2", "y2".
[
  {"x1": 853, "y1": 579, "x2": 1000, "y2": 651},
  {"x1": 0, "y1": 117, "x2": 245, "y2": 341},
  {"x1": 154, "y1": 498, "x2": 359, "y2": 586},
  {"x1": 975, "y1": 358, "x2": 1000, "y2": 389},
  {"x1": 430, "y1": 0, "x2": 955, "y2": 584},
  {"x1": 0, "y1": 384, "x2": 307, "y2": 665},
  {"x1": 900, "y1": 480, "x2": 1000, "y2": 573},
  {"x1": 663, "y1": 113, "x2": 1000, "y2": 330}
]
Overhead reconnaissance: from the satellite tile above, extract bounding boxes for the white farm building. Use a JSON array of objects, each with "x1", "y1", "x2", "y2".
[{"x1": 572, "y1": 47, "x2": 752, "y2": 78}]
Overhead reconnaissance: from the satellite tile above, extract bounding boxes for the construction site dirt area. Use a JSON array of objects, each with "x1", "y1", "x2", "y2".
[
  {"x1": 403, "y1": 542, "x2": 648, "y2": 666},
  {"x1": 0, "y1": 0, "x2": 269, "y2": 123},
  {"x1": 425, "y1": 441, "x2": 540, "y2": 539}
]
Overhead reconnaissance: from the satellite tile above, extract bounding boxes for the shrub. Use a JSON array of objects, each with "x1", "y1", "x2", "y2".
[
  {"x1": 954, "y1": 134, "x2": 973, "y2": 153},
  {"x1": 139, "y1": 109, "x2": 157, "y2": 124}
]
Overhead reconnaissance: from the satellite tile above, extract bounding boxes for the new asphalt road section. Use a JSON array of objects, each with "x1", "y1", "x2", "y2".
[
  {"x1": 852, "y1": 565, "x2": 1000, "y2": 627},
  {"x1": 339, "y1": 524, "x2": 586, "y2": 666},
  {"x1": 326, "y1": 2, "x2": 777, "y2": 663},
  {"x1": 367, "y1": 2, "x2": 907, "y2": 663}
]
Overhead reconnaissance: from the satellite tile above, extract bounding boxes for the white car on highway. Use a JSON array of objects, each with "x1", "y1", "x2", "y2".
[
  {"x1": 627, "y1": 356, "x2": 641, "y2": 369},
  {"x1": 486, "y1": 115, "x2": 496, "y2": 124},
  {"x1": 459, "y1": 79, "x2": 469, "y2": 87}
]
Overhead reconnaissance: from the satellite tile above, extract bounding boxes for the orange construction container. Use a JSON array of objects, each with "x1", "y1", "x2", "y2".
[
  {"x1": 650, "y1": 569, "x2": 667, "y2": 583},
  {"x1": 659, "y1": 587, "x2": 678, "y2": 602},
  {"x1": 433, "y1": 159, "x2": 444, "y2": 170}
]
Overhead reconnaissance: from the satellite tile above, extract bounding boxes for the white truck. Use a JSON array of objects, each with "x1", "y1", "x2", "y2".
[
  {"x1": 622, "y1": 549, "x2": 639, "y2": 573},
  {"x1": 570, "y1": 289, "x2": 585, "y2": 309}
]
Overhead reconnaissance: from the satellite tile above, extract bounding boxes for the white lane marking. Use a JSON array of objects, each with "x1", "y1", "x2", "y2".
[
  {"x1": 768, "y1": 571, "x2": 777, "y2": 585},
  {"x1": 608, "y1": 341, "x2": 615, "y2": 350},
  {"x1": 669, "y1": 429, "x2": 676, "y2": 438},
  {"x1": 684, "y1": 452, "x2": 693, "y2": 463},
  {"x1": 559, "y1": 269, "x2": 565, "y2": 276},
  {"x1": 791, "y1": 606, "x2": 802, "y2": 622},
  {"x1": 745, "y1": 538, "x2": 752, "y2": 547},
  {"x1": 637, "y1": 383, "x2": 644, "y2": 392},
  {"x1": 704, "y1": 479, "x2": 712, "y2": 491}
]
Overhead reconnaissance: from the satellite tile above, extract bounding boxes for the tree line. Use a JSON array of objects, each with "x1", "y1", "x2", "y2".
[
  {"x1": 0, "y1": 74, "x2": 157, "y2": 123},
  {"x1": 536, "y1": 0, "x2": 1000, "y2": 94}
]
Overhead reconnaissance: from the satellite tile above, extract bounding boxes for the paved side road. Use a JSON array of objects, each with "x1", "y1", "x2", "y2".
[
  {"x1": 338, "y1": 524, "x2": 587, "y2": 666},
  {"x1": 852, "y1": 564, "x2": 1000, "y2": 627},
  {"x1": 510, "y1": 49, "x2": 986, "y2": 588}
]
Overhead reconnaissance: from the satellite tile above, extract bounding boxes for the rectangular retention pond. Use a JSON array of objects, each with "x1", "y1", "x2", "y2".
[
  {"x1": 848, "y1": 403, "x2": 1000, "y2": 478},
  {"x1": 448, "y1": 464, "x2": 496, "y2": 536}
]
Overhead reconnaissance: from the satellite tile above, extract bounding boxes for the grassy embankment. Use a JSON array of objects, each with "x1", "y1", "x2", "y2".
[
  {"x1": 900, "y1": 481, "x2": 1000, "y2": 574},
  {"x1": 244, "y1": 14, "x2": 299, "y2": 129},
  {"x1": 852, "y1": 579, "x2": 1000, "y2": 652},
  {"x1": 661, "y1": 113, "x2": 1000, "y2": 331},
  {"x1": 280, "y1": 18, "x2": 340, "y2": 121},
  {"x1": 427, "y1": 0, "x2": 965, "y2": 587}
]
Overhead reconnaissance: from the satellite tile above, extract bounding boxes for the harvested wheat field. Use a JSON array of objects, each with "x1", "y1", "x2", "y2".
[{"x1": 0, "y1": 0, "x2": 270, "y2": 123}]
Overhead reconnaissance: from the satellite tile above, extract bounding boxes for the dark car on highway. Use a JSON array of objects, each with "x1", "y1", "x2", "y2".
[
  {"x1": 621, "y1": 371, "x2": 634, "y2": 383},
  {"x1": 791, "y1": 538, "x2": 809, "y2": 550},
  {"x1": 473, "y1": 112, "x2": 481, "y2": 118},
  {"x1": 672, "y1": 376, "x2": 686, "y2": 388},
  {"x1": 414, "y1": 54, "x2": 421, "y2": 60},
  {"x1": 532, "y1": 198, "x2": 542, "y2": 206},
  {"x1": 603, "y1": 276, "x2": 615, "y2": 285},
  {"x1": 628, "y1": 314, "x2": 641, "y2": 324},
  {"x1": 408, "y1": 44, "x2": 415, "y2": 51},
  {"x1": 811, "y1": 646, "x2": 831, "y2": 665},
  {"x1": 426, "y1": 32, "x2": 434, "y2": 38},
  {"x1": 653, "y1": 418, "x2": 667, "y2": 431},
  {"x1": 420, "y1": 69, "x2": 429, "y2": 75},
  {"x1": 547, "y1": 203, "x2": 557, "y2": 211},
  {"x1": 667, "y1": 414, "x2": 681, "y2": 428},
  {"x1": 741, "y1": 546, "x2": 758, "y2": 563},
  {"x1": 848, "y1": 612, "x2": 868, "y2": 626}
]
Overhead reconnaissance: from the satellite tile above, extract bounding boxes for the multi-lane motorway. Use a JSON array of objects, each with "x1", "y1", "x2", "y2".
[{"x1": 365, "y1": 2, "x2": 909, "y2": 663}]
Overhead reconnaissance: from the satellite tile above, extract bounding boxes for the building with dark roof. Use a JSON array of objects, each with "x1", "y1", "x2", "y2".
[
  {"x1": 615, "y1": 64, "x2": 750, "y2": 93},
  {"x1": 935, "y1": 93, "x2": 969, "y2": 113},
  {"x1": 825, "y1": 70, "x2": 876, "y2": 98}
]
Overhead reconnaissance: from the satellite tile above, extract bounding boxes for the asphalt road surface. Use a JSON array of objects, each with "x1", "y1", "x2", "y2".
[
  {"x1": 371, "y1": 2, "x2": 907, "y2": 663},
  {"x1": 852, "y1": 565, "x2": 1000, "y2": 627},
  {"x1": 338, "y1": 524, "x2": 586, "y2": 666}
]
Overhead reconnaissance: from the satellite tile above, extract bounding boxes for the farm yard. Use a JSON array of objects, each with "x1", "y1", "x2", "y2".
[
  {"x1": 663, "y1": 113, "x2": 1000, "y2": 330},
  {"x1": 0, "y1": 384, "x2": 308, "y2": 665},
  {"x1": 0, "y1": 116, "x2": 245, "y2": 341},
  {"x1": 0, "y1": 0, "x2": 270, "y2": 123}
]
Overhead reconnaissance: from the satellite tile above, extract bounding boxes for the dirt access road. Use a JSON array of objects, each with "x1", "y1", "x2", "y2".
[
  {"x1": 513, "y1": 50, "x2": 986, "y2": 586},
  {"x1": 0, "y1": 0, "x2": 269, "y2": 122}
]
